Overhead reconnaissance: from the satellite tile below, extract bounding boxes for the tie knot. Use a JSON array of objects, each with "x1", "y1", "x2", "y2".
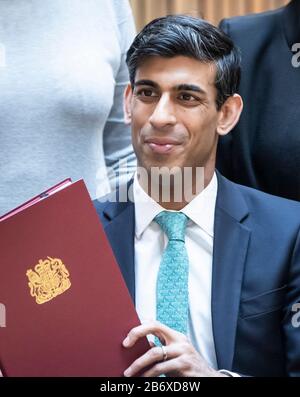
[{"x1": 154, "y1": 211, "x2": 188, "y2": 242}]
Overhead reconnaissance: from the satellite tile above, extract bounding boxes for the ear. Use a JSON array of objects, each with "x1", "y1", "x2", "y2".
[
  {"x1": 123, "y1": 83, "x2": 133, "y2": 125},
  {"x1": 216, "y1": 94, "x2": 243, "y2": 136}
]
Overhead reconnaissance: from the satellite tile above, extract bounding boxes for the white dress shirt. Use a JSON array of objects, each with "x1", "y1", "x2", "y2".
[{"x1": 133, "y1": 172, "x2": 218, "y2": 369}]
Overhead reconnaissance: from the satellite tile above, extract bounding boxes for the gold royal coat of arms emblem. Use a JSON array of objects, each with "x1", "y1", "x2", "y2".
[{"x1": 26, "y1": 257, "x2": 71, "y2": 304}]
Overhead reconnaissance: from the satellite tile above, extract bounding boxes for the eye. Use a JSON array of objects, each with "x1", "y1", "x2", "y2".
[
  {"x1": 136, "y1": 88, "x2": 158, "y2": 97},
  {"x1": 178, "y1": 92, "x2": 199, "y2": 102}
]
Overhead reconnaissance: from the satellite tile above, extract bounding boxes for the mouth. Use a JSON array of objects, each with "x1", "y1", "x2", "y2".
[{"x1": 144, "y1": 138, "x2": 182, "y2": 154}]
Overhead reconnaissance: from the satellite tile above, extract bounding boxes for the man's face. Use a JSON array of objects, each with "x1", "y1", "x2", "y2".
[{"x1": 125, "y1": 55, "x2": 224, "y2": 174}]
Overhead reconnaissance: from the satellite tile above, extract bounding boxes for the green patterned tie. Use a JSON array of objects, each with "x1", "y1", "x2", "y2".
[{"x1": 154, "y1": 211, "x2": 189, "y2": 336}]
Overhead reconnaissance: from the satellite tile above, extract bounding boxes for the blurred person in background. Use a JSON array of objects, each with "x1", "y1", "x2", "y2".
[
  {"x1": 217, "y1": 0, "x2": 300, "y2": 201},
  {"x1": 0, "y1": 0, "x2": 136, "y2": 215}
]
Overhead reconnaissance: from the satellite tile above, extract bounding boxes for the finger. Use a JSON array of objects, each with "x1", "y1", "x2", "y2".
[
  {"x1": 124, "y1": 346, "x2": 164, "y2": 377},
  {"x1": 123, "y1": 322, "x2": 165, "y2": 347},
  {"x1": 141, "y1": 357, "x2": 186, "y2": 377},
  {"x1": 124, "y1": 343, "x2": 184, "y2": 377},
  {"x1": 123, "y1": 321, "x2": 184, "y2": 348}
]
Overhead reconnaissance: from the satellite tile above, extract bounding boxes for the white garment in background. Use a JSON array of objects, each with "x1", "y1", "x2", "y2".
[{"x1": 0, "y1": 0, "x2": 136, "y2": 215}]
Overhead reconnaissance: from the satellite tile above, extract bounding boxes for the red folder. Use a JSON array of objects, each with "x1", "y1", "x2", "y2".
[{"x1": 0, "y1": 180, "x2": 149, "y2": 376}]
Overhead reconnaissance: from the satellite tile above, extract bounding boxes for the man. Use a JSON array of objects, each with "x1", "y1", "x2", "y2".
[
  {"x1": 94, "y1": 15, "x2": 300, "y2": 377},
  {"x1": 217, "y1": 0, "x2": 300, "y2": 201}
]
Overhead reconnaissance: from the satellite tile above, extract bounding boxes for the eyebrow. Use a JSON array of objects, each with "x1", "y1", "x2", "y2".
[
  {"x1": 134, "y1": 80, "x2": 159, "y2": 88},
  {"x1": 177, "y1": 84, "x2": 206, "y2": 95},
  {"x1": 134, "y1": 80, "x2": 207, "y2": 95}
]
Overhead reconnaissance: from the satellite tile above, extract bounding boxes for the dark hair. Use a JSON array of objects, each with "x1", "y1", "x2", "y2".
[{"x1": 126, "y1": 15, "x2": 241, "y2": 110}]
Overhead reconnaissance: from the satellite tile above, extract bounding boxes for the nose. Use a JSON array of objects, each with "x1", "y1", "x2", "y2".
[{"x1": 149, "y1": 94, "x2": 176, "y2": 129}]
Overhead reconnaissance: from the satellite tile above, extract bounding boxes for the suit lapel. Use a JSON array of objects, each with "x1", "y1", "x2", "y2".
[
  {"x1": 100, "y1": 186, "x2": 136, "y2": 303},
  {"x1": 212, "y1": 173, "x2": 251, "y2": 370}
]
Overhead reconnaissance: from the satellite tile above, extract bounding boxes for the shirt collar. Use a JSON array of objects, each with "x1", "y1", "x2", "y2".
[{"x1": 133, "y1": 172, "x2": 218, "y2": 239}]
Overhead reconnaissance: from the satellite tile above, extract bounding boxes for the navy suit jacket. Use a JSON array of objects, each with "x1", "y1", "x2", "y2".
[{"x1": 94, "y1": 173, "x2": 300, "y2": 376}]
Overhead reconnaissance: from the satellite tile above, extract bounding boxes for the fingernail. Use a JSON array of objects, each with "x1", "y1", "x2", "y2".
[
  {"x1": 124, "y1": 367, "x2": 132, "y2": 377},
  {"x1": 123, "y1": 337, "x2": 129, "y2": 347}
]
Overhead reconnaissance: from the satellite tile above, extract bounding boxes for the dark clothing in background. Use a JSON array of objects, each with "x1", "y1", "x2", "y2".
[{"x1": 217, "y1": 0, "x2": 300, "y2": 201}]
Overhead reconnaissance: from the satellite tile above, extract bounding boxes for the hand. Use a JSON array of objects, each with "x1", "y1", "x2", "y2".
[{"x1": 122, "y1": 320, "x2": 227, "y2": 377}]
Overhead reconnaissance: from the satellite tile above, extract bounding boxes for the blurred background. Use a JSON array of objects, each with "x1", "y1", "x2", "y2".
[{"x1": 130, "y1": 0, "x2": 288, "y2": 31}]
